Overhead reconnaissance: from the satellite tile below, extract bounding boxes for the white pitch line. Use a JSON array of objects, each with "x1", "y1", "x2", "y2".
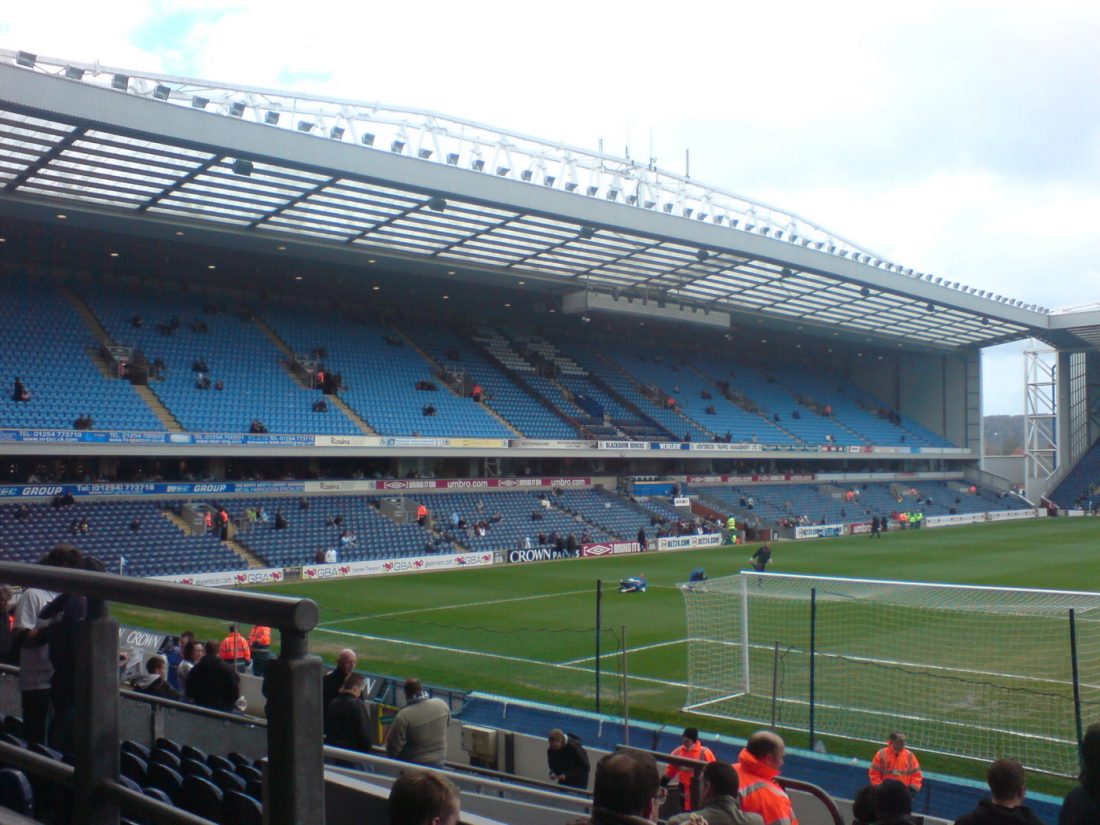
[
  {"x1": 317, "y1": 588, "x2": 593, "y2": 626},
  {"x1": 562, "y1": 638, "x2": 688, "y2": 666},
  {"x1": 313, "y1": 626, "x2": 691, "y2": 690}
]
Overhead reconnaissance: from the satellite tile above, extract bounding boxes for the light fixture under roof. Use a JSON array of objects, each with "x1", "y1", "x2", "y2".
[
  {"x1": 520, "y1": 170, "x2": 533, "y2": 182},
  {"x1": 111, "y1": 73, "x2": 129, "y2": 91},
  {"x1": 329, "y1": 125, "x2": 344, "y2": 140},
  {"x1": 297, "y1": 121, "x2": 314, "y2": 133},
  {"x1": 391, "y1": 139, "x2": 405, "y2": 153},
  {"x1": 564, "y1": 181, "x2": 578, "y2": 192},
  {"x1": 418, "y1": 148, "x2": 432, "y2": 160},
  {"x1": 16, "y1": 51, "x2": 36, "y2": 68},
  {"x1": 496, "y1": 166, "x2": 510, "y2": 176},
  {"x1": 264, "y1": 111, "x2": 280, "y2": 125},
  {"x1": 192, "y1": 95, "x2": 209, "y2": 109},
  {"x1": 229, "y1": 101, "x2": 246, "y2": 118},
  {"x1": 427, "y1": 196, "x2": 447, "y2": 212},
  {"x1": 231, "y1": 159, "x2": 254, "y2": 177},
  {"x1": 361, "y1": 133, "x2": 375, "y2": 146},
  {"x1": 586, "y1": 185, "x2": 599, "y2": 196},
  {"x1": 64, "y1": 66, "x2": 84, "y2": 80},
  {"x1": 471, "y1": 159, "x2": 485, "y2": 172},
  {"x1": 446, "y1": 152, "x2": 459, "y2": 165},
  {"x1": 153, "y1": 84, "x2": 171, "y2": 101}
]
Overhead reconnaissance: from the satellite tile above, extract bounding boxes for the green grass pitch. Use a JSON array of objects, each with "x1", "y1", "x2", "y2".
[{"x1": 114, "y1": 517, "x2": 1100, "y2": 789}]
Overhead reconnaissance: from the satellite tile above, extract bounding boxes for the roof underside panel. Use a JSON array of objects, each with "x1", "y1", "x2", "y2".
[{"x1": 0, "y1": 83, "x2": 1040, "y2": 351}]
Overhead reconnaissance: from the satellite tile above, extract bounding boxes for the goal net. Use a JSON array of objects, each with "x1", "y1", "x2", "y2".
[{"x1": 681, "y1": 572, "x2": 1100, "y2": 776}]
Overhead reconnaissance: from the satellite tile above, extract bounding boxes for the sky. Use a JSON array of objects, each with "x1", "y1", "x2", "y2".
[{"x1": 4, "y1": 0, "x2": 1100, "y2": 414}]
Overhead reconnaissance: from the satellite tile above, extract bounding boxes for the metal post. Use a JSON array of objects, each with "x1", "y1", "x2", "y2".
[
  {"x1": 621, "y1": 625, "x2": 629, "y2": 747},
  {"x1": 1070, "y1": 609, "x2": 1085, "y2": 770},
  {"x1": 262, "y1": 628, "x2": 324, "y2": 825},
  {"x1": 74, "y1": 598, "x2": 120, "y2": 825},
  {"x1": 739, "y1": 573, "x2": 752, "y2": 694},
  {"x1": 770, "y1": 641, "x2": 780, "y2": 729},
  {"x1": 808, "y1": 588, "x2": 817, "y2": 748},
  {"x1": 595, "y1": 579, "x2": 602, "y2": 714}
]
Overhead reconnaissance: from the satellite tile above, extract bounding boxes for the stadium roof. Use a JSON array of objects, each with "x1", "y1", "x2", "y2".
[{"x1": 0, "y1": 49, "x2": 1094, "y2": 353}]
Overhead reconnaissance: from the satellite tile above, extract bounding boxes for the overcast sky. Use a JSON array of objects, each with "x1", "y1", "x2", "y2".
[{"x1": 5, "y1": 0, "x2": 1099, "y2": 414}]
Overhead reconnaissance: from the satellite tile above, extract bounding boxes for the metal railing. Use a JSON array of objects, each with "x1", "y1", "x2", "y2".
[{"x1": 0, "y1": 561, "x2": 320, "y2": 825}]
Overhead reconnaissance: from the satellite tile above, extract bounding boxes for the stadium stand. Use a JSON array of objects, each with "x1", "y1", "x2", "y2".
[
  {"x1": 0, "y1": 278, "x2": 164, "y2": 432},
  {"x1": 1047, "y1": 438, "x2": 1100, "y2": 509}
]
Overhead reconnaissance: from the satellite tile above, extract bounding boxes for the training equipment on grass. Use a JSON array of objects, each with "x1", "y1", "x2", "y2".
[{"x1": 680, "y1": 572, "x2": 1100, "y2": 777}]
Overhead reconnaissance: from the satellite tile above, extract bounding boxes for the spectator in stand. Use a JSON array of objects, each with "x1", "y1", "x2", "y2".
[
  {"x1": 1061, "y1": 722, "x2": 1100, "y2": 824},
  {"x1": 547, "y1": 728, "x2": 591, "y2": 789},
  {"x1": 870, "y1": 732, "x2": 922, "y2": 795},
  {"x1": 219, "y1": 624, "x2": 252, "y2": 672},
  {"x1": 851, "y1": 785, "x2": 877, "y2": 825},
  {"x1": 385, "y1": 677, "x2": 451, "y2": 767},
  {"x1": 734, "y1": 731, "x2": 798, "y2": 825},
  {"x1": 954, "y1": 758, "x2": 1045, "y2": 825},
  {"x1": 566, "y1": 749, "x2": 663, "y2": 825},
  {"x1": 12, "y1": 377, "x2": 30, "y2": 402},
  {"x1": 325, "y1": 673, "x2": 372, "y2": 760},
  {"x1": 132, "y1": 655, "x2": 181, "y2": 701},
  {"x1": 185, "y1": 640, "x2": 240, "y2": 712},
  {"x1": 176, "y1": 639, "x2": 204, "y2": 696},
  {"x1": 668, "y1": 760, "x2": 763, "y2": 825},
  {"x1": 275, "y1": 511, "x2": 288, "y2": 529},
  {"x1": 875, "y1": 779, "x2": 919, "y2": 825},
  {"x1": 661, "y1": 727, "x2": 716, "y2": 812},
  {"x1": 388, "y1": 770, "x2": 461, "y2": 825},
  {"x1": 322, "y1": 649, "x2": 358, "y2": 730},
  {"x1": 416, "y1": 504, "x2": 429, "y2": 527},
  {"x1": 13, "y1": 543, "x2": 83, "y2": 746},
  {"x1": 637, "y1": 527, "x2": 647, "y2": 551},
  {"x1": 472, "y1": 384, "x2": 483, "y2": 402},
  {"x1": 249, "y1": 624, "x2": 272, "y2": 677}
]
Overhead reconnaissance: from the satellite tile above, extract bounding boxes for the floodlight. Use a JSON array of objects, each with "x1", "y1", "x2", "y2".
[
  {"x1": 731, "y1": 219, "x2": 740, "y2": 228},
  {"x1": 643, "y1": 200, "x2": 657, "y2": 209},
  {"x1": 265, "y1": 111, "x2": 280, "y2": 125},
  {"x1": 695, "y1": 249, "x2": 709, "y2": 262},
  {"x1": 802, "y1": 239, "x2": 811, "y2": 246},
  {"x1": 543, "y1": 175, "x2": 556, "y2": 187},
  {"x1": 696, "y1": 213, "x2": 707, "y2": 221},
  {"x1": 298, "y1": 121, "x2": 314, "y2": 133},
  {"x1": 838, "y1": 250, "x2": 848, "y2": 258},
  {"x1": 586, "y1": 185, "x2": 599, "y2": 196},
  {"x1": 64, "y1": 66, "x2": 84, "y2": 80},
  {"x1": 606, "y1": 188, "x2": 619, "y2": 201},
  {"x1": 827, "y1": 245, "x2": 836, "y2": 254},
  {"x1": 780, "y1": 268, "x2": 793, "y2": 278},
  {"x1": 361, "y1": 133, "x2": 375, "y2": 146},
  {"x1": 773, "y1": 230, "x2": 783, "y2": 239},
  {"x1": 860, "y1": 286, "x2": 871, "y2": 298},
  {"x1": 111, "y1": 74, "x2": 129, "y2": 91},
  {"x1": 16, "y1": 51, "x2": 36, "y2": 68},
  {"x1": 744, "y1": 224, "x2": 755, "y2": 232},
  {"x1": 496, "y1": 166, "x2": 510, "y2": 176},
  {"x1": 520, "y1": 170, "x2": 533, "y2": 182},
  {"x1": 926, "y1": 302, "x2": 935, "y2": 312},
  {"x1": 471, "y1": 159, "x2": 485, "y2": 171},
  {"x1": 663, "y1": 203, "x2": 674, "y2": 213},
  {"x1": 391, "y1": 139, "x2": 405, "y2": 153},
  {"x1": 418, "y1": 148, "x2": 433, "y2": 160},
  {"x1": 564, "y1": 181, "x2": 577, "y2": 192},
  {"x1": 153, "y1": 84, "x2": 171, "y2": 100},
  {"x1": 578, "y1": 226, "x2": 596, "y2": 240},
  {"x1": 714, "y1": 215, "x2": 724, "y2": 225},
  {"x1": 446, "y1": 152, "x2": 459, "y2": 165},
  {"x1": 981, "y1": 317, "x2": 990, "y2": 325},
  {"x1": 230, "y1": 102, "x2": 246, "y2": 118},
  {"x1": 683, "y1": 208, "x2": 693, "y2": 218},
  {"x1": 428, "y1": 196, "x2": 447, "y2": 212},
  {"x1": 231, "y1": 159, "x2": 254, "y2": 177},
  {"x1": 627, "y1": 194, "x2": 637, "y2": 205},
  {"x1": 329, "y1": 126, "x2": 344, "y2": 139}
]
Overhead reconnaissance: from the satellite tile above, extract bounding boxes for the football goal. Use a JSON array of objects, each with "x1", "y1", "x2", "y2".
[{"x1": 680, "y1": 572, "x2": 1100, "y2": 776}]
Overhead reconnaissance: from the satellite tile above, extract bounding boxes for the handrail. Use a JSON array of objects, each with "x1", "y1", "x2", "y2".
[
  {"x1": 776, "y1": 777, "x2": 845, "y2": 825},
  {"x1": 0, "y1": 562, "x2": 317, "y2": 632},
  {"x1": 0, "y1": 561, "x2": 323, "y2": 825},
  {"x1": 615, "y1": 744, "x2": 709, "y2": 810},
  {"x1": 98, "y1": 780, "x2": 216, "y2": 825},
  {"x1": 442, "y1": 759, "x2": 592, "y2": 798},
  {"x1": 0, "y1": 741, "x2": 75, "y2": 788}
]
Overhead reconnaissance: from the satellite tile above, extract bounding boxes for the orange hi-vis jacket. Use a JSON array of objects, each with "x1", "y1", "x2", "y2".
[
  {"x1": 869, "y1": 744, "x2": 922, "y2": 790},
  {"x1": 664, "y1": 740, "x2": 715, "y2": 811},
  {"x1": 220, "y1": 631, "x2": 251, "y2": 662},
  {"x1": 735, "y1": 749, "x2": 799, "y2": 825},
  {"x1": 248, "y1": 625, "x2": 271, "y2": 649}
]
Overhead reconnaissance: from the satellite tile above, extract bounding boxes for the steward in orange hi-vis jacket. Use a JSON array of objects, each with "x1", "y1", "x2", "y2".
[
  {"x1": 660, "y1": 727, "x2": 716, "y2": 811},
  {"x1": 869, "y1": 732, "x2": 923, "y2": 792}
]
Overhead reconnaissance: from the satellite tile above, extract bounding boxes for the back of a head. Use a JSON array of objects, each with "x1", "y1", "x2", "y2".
[
  {"x1": 1082, "y1": 722, "x2": 1100, "y2": 790},
  {"x1": 204, "y1": 640, "x2": 220, "y2": 658},
  {"x1": 874, "y1": 779, "x2": 911, "y2": 820},
  {"x1": 388, "y1": 770, "x2": 459, "y2": 825},
  {"x1": 851, "y1": 785, "x2": 877, "y2": 824},
  {"x1": 40, "y1": 543, "x2": 82, "y2": 568},
  {"x1": 701, "y1": 761, "x2": 738, "y2": 797},
  {"x1": 592, "y1": 751, "x2": 659, "y2": 817},
  {"x1": 342, "y1": 672, "x2": 365, "y2": 692},
  {"x1": 146, "y1": 656, "x2": 165, "y2": 675},
  {"x1": 77, "y1": 555, "x2": 105, "y2": 573},
  {"x1": 745, "y1": 730, "x2": 782, "y2": 760},
  {"x1": 404, "y1": 677, "x2": 423, "y2": 698},
  {"x1": 987, "y1": 758, "x2": 1026, "y2": 802}
]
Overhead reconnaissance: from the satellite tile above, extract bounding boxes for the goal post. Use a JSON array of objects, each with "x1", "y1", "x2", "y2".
[{"x1": 680, "y1": 572, "x2": 1100, "y2": 776}]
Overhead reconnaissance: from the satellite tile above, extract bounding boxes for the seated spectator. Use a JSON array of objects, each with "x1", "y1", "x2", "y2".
[
  {"x1": 851, "y1": 785, "x2": 877, "y2": 825},
  {"x1": 192, "y1": 359, "x2": 208, "y2": 373},
  {"x1": 388, "y1": 770, "x2": 460, "y2": 825},
  {"x1": 705, "y1": 405, "x2": 716, "y2": 415},
  {"x1": 472, "y1": 384, "x2": 483, "y2": 402},
  {"x1": 196, "y1": 374, "x2": 211, "y2": 390},
  {"x1": 566, "y1": 750, "x2": 661, "y2": 825},
  {"x1": 129, "y1": 518, "x2": 141, "y2": 532},
  {"x1": 955, "y1": 758, "x2": 1044, "y2": 825},
  {"x1": 1061, "y1": 723, "x2": 1100, "y2": 825},
  {"x1": 875, "y1": 780, "x2": 918, "y2": 825},
  {"x1": 132, "y1": 655, "x2": 181, "y2": 701},
  {"x1": 700, "y1": 390, "x2": 713, "y2": 400},
  {"x1": 249, "y1": 419, "x2": 268, "y2": 433},
  {"x1": 668, "y1": 760, "x2": 759, "y2": 825},
  {"x1": 214, "y1": 379, "x2": 224, "y2": 391},
  {"x1": 324, "y1": 547, "x2": 337, "y2": 564},
  {"x1": 312, "y1": 399, "x2": 328, "y2": 413},
  {"x1": 12, "y1": 377, "x2": 30, "y2": 402},
  {"x1": 792, "y1": 410, "x2": 801, "y2": 419},
  {"x1": 131, "y1": 315, "x2": 143, "y2": 328},
  {"x1": 422, "y1": 404, "x2": 436, "y2": 417},
  {"x1": 275, "y1": 511, "x2": 288, "y2": 530}
]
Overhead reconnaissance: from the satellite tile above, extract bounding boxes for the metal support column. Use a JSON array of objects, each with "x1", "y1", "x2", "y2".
[
  {"x1": 263, "y1": 629, "x2": 324, "y2": 825},
  {"x1": 74, "y1": 598, "x2": 120, "y2": 825}
]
